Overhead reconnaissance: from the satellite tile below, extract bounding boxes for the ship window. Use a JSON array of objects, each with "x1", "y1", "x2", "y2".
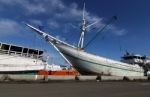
[
  {"x1": 39, "y1": 51, "x2": 43, "y2": 55},
  {"x1": 23, "y1": 48, "x2": 28, "y2": 53},
  {"x1": 10, "y1": 46, "x2": 22, "y2": 52},
  {"x1": 124, "y1": 56, "x2": 146, "y2": 60},
  {"x1": 123, "y1": 56, "x2": 133, "y2": 60},
  {"x1": 141, "y1": 56, "x2": 146, "y2": 59},
  {"x1": 28, "y1": 49, "x2": 39, "y2": 58},
  {"x1": 133, "y1": 56, "x2": 142, "y2": 59},
  {"x1": 29, "y1": 49, "x2": 38, "y2": 54},
  {"x1": 1, "y1": 44, "x2": 10, "y2": 50}
]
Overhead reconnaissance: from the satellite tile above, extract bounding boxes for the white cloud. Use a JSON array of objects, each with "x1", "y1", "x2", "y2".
[
  {"x1": 113, "y1": 29, "x2": 127, "y2": 36},
  {"x1": 0, "y1": 0, "x2": 66, "y2": 14},
  {"x1": 0, "y1": 0, "x2": 127, "y2": 36},
  {"x1": 0, "y1": 19, "x2": 22, "y2": 36},
  {"x1": 107, "y1": 25, "x2": 127, "y2": 36},
  {"x1": 56, "y1": 35, "x2": 66, "y2": 41},
  {"x1": 25, "y1": 3, "x2": 46, "y2": 14},
  {"x1": 47, "y1": 20, "x2": 59, "y2": 29},
  {"x1": 29, "y1": 19, "x2": 43, "y2": 25},
  {"x1": 0, "y1": 0, "x2": 45, "y2": 14},
  {"x1": 69, "y1": 23, "x2": 79, "y2": 29},
  {"x1": 0, "y1": 0, "x2": 14, "y2": 4}
]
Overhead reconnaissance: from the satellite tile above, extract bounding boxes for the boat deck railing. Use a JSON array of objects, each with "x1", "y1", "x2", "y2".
[{"x1": 0, "y1": 49, "x2": 43, "y2": 60}]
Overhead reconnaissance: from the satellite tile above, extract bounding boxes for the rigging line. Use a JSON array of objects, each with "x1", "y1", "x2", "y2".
[{"x1": 83, "y1": 16, "x2": 117, "y2": 49}]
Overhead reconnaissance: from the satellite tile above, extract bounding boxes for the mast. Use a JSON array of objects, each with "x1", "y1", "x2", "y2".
[
  {"x1": 77, "y1": 3, "x2": 99, "y2": 49},
  {"x1": 78, "y1": 3, "x2": 86, "y2": 49}
]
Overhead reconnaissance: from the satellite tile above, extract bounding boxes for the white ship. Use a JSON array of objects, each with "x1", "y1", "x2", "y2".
[
  {"x1": 0, "y1": 42, "x2": 45, "y2": 74},
  {"x1": 26, "y1": 4, "x2": 150, "y2": 76}
]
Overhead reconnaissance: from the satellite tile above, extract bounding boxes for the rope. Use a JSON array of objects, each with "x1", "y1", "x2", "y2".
[{"x1": 83, "y1": 16, "x2": 117, "y2": 49}]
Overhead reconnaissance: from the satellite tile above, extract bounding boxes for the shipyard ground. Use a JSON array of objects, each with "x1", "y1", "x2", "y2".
[{"x1": 0, "y1": 81, "x2": 150, "y2": 97}]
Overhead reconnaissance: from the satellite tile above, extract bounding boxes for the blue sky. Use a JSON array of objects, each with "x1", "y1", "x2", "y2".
[{"x1": 0, "y1": 0, "x2": 150, "y2": 65}]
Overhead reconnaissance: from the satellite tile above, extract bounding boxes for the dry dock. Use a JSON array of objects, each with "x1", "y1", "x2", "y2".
[{"x1": 0, "y1": 81, "x2": 150, "y2": 97}]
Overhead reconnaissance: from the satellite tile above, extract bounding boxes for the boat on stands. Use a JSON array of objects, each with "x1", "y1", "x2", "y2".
[{"x1": 26, "y1": 3, "x2": 150, "y2": 76}]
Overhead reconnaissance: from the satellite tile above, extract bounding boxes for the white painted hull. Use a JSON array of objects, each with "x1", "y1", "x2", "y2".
[
  {"x1": 56, "y1": 44, "x2": 144, "y2": 76},
  {"x1": 26, "y1": 24, "x2": 145, "y2": 76},
  {"x1": 0, "y1": 54, "x2": 44, "y2": 72}
]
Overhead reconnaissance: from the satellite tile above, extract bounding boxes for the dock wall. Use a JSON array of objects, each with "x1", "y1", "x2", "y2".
[{"x1": 0, "y1": 74, "x2": 150, "y2": 82}]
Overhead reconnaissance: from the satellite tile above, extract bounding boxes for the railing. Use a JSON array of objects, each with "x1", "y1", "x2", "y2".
[{"x1": 0, "y1": 49, "x2": 43, "y2": 60}]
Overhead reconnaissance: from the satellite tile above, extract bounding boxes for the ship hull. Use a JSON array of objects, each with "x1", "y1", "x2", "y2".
[
  {"x1": 0, "y1": 54, "x2": 44, "y2": 73},
  {"x1": 56, "y1": 44, "x2": 144, "y2": 76}
]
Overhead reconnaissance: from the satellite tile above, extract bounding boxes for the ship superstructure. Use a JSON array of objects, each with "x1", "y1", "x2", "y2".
[
  {"x1": 121, "y1": 52, "x2": 150, "y2": 75},
  {"x1": 121, "y1": 52, "x2": 150, "y2": 65},
  {"x1": 0, "y1": 42, "x2": 45, "y2": 74}
]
